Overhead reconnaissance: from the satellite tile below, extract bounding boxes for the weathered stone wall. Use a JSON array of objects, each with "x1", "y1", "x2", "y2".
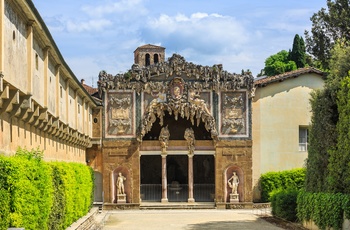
[
  {"x1": 102, "y1": 140, "x2": 140, "y2": 204},
  {"x1": 215, "y1": 140, "x2": 253, "y2": 204}
]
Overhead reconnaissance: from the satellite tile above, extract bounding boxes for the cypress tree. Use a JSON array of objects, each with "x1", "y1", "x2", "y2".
[{"x1": 290, "y1": 34, "x2": 306, "y2": 68}]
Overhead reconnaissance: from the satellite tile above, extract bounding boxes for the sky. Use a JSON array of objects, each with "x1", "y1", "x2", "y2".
[{"x1": 32, "y1": 0, "x2": 327, "y2": 86}]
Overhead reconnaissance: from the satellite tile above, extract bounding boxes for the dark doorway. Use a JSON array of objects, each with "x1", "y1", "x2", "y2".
[
  {"x1": 154, "y1": 54, "x2": 159, "y2": 64},
  {"x1": 140, "y1": 155, "x2": 161, "y2": 201},
  {"x1": 193, "y1": 155, "x2": 215, "y2": 201},
  {"x1": 167, "y1": 155, "x2": 188, "y2": 202},
  {"x1": 145, "y1": 53, "x2": 150, "y2": 66},
  {"x1": 94, "y1": 171, "x2": 103, "y2": 203}
]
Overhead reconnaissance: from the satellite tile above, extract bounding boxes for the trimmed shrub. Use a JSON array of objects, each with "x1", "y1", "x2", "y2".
[
  {"x1": 271, "y1": 189, "x2": 299, "y2": 222},
  {"x1": 260, "y1": 168, "x2": 305, "y2": 202},
  {"x1": 0, "y1": 149, "x2": 94, "y2": 230}
]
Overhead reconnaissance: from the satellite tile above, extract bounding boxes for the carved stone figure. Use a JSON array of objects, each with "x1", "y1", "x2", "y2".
[
  {"x1": 116, "y1": 172, "x2": 126, "y2": 195},
  {"x1": 159, "y1": 126, "x2": 170, "y2": 153},
  {"x1": 184, "y1": 128, "x2": 195, "y2": 155},
  {"x1": 228, "y1": 172, "x2": 239, "y2": 194}
]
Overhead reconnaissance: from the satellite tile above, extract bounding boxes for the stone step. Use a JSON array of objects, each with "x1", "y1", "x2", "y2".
[{"x1": 140, "y1": 202, "x2": 216, "y2": 210}]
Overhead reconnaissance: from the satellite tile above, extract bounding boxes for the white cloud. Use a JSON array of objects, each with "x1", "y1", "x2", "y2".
[
  {"x1": 81, "y1": 0, "x2": 148, "y2": 18},
  {"x1": 66, "y1": 19, "x2": 113, "y2": 33}
]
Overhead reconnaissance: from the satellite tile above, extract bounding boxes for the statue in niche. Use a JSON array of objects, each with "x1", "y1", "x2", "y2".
[
  {"x1": 159, "y1": 126, "x2": 170, "y2": 153},
  {"x1": 184, "y1": 128, "x2": 195, "y2": 155},
  {"x1": 116, "y1": 172, "x2": 126, "y2": 195},
  {"x1": 188, "y1": 90, "x2": 211, "y2": 114},
  {"x1": 227, "y1": 172, "x2": 239, "y2": 194}
]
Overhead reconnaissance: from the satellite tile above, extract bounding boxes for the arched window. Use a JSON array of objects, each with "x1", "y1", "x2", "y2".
[
  {"x1": 145, "y1": 53, "x2": 150, "y2": 66},
  {"x1": 154, "y1": 54, "x2": 159, "y2": 64}
]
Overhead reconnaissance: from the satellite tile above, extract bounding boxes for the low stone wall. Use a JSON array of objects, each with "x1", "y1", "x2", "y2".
[
  {"x1": 103, "y1": 203, "x2": 140, "y2": 210},
  {"x1": 66, "y1": 207, "x2": 103, "y2": 230},
  {"x1": 303, "y1": 215, "x2": 350, "y2": 230}
]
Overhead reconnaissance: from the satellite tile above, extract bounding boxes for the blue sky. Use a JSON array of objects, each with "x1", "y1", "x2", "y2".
[{"x1": 32, "y1": 0, "x2": 327, "y2": 86}]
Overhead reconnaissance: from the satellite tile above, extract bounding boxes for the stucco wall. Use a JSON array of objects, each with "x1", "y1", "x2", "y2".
[
  {"x1": 252, "y1": 73, "x2": 324, "y2": 200},
  {"x1": 4, "y1": 1, "x2": 28, "y2": 91}
]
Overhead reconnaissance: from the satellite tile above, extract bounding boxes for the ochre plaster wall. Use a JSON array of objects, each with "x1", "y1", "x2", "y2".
[{"x1": 252, "y1": 73, "x2": 324, "y2": 200}]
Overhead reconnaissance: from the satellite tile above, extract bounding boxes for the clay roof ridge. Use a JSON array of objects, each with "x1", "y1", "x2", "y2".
[{"x1": 254, "y1": 67, "x2": 325, "y2": 86}]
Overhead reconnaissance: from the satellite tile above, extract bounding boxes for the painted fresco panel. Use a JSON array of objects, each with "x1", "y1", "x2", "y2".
[
  {"x1": 220, "y1": 91, "x2": 248, "y2": 136},
  {"x1": 106, "y1": 91, "x2": 134, "y2": 137}
]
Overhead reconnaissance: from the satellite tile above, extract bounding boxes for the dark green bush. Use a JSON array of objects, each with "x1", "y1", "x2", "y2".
[
  {"x1": 297, "y1": 191, "x2": 348, "y2": 230},
  {"x1": 260, "y1": 168, "x2": 305, "y2": 202},
  {"x1": 271, "y1": 189, "x2": 299, "y2": 222}
]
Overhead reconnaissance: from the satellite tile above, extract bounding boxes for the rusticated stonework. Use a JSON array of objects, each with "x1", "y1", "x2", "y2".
[{"x1": 92, "y1": 51, "x2": 254, "y2": 208}]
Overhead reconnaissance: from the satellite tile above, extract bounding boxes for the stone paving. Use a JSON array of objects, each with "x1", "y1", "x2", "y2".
[{"x1": 99, "y1": 209, "x2": 284, "y2": 230}]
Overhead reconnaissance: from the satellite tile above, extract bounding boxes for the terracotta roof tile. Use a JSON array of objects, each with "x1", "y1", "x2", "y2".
[
  {"x1": 82, "y1": 84, "x2": 98, "y2": 95},
  {"x1": 254, "y1": 67, "x2": 325, "y2": 87}
]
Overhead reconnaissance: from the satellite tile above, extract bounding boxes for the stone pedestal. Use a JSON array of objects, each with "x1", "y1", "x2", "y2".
[
  {"x1": 117, "y1": 194, "x2": 126, "y2": 204},
  {"x1": 230, "y1": 193, "x2": 239, "y2": 203}
]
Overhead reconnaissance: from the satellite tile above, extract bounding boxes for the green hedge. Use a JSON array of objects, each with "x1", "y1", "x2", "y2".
[
  {"x1": 0, "y1": 148, "x2": 94, "y2": 230},
  {"x1": 271, "y1": 189, "x2": 299, "y2": 222},
  {"x1": 297, "y1": 191, "x2": 350, "y2": 230},
  {"x1": 260, "y1": 168, "x2": 305, "y2": 202}
]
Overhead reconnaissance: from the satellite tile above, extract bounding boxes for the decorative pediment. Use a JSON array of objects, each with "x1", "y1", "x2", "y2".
[{"x1": 98, "y1": 53, "x2": 254, "y2": 97}]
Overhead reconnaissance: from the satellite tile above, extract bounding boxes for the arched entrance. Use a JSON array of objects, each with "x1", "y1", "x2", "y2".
[{"x1": 140, "y1": 112, "x2": 215, "y2": 202}]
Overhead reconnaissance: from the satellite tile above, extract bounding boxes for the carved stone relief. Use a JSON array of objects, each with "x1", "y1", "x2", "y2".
[
  {"x1": 107, "y1": 92, "x2": 134, "y2": 136},
  {"x1": 139, "y1": 78, "x2": 218, "y2": 141},
  {"x1": 220, "y1": 92, "x2": 247, "y2": 136}
]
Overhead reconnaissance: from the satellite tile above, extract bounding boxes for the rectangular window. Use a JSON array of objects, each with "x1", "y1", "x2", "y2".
[{"x1": 299, "y1": 127, "x2": 309, "y2": 151}]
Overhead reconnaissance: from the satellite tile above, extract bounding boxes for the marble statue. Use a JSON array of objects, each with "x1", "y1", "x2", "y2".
[
  {"x1": 228, "y1": 172, "x2": 239, "y2": 194},
  {"x1": 184, "y1": 127, "x2": 195, "y2": 155},
  {"x1": 116, "y1": 172, "x2": 126, "y2": 195}
]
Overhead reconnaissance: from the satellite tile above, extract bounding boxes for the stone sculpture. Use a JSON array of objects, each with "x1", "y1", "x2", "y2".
[
  {"x1": 159, "y1": 126, "x2": 170, "y2": 153},
  {"x1": 184, "y1": 128, "x2": 195, "y2": 155},
  {"x1": 228, "y1": 171, "x2": 239, "y2": 195},
  {"x1": 116, "y1": 172, "x2": 126, "y2": 195}
]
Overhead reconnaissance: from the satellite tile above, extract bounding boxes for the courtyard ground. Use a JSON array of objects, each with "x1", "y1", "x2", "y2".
[{"x1": 97, "y1": 209, "x2": 307, "y2": 230}]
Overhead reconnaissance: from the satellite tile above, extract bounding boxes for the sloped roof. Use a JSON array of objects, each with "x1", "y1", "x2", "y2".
[
  {"x1": 82, "y1": 83, "x2": 98, "y2": 95},
  {"x1": 134, "y1": 44, "x2": 165, "y2": 52},
  {"x1": 254, "y1": 67, "x2": 325, "y2": 87}
]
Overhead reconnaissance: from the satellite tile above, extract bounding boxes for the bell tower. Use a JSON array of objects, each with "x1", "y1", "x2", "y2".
[{"x1": 134, "y1": 44, "x2": 165, "y2": 67}]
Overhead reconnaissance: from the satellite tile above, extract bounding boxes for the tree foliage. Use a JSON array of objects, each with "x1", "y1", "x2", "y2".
[
  {"x1": 263, "y1": 50, "x2": 297, "y2": 76},
  {"x1": 305, "y1": 42, "x2": 350, "y2": 193},
  {"x1": 290, "y1": 34, "x2": 306, "y2": 68},
  {"x1": 304, "y1": 0, "x2": 350, "y2": 70}
]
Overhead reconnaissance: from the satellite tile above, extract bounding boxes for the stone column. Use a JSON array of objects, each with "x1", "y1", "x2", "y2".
[
  {"x1": 161, "y1": 154, "x2": 168, "y2": 203},
  {"x1": 110, "y1": 171, "x2": 114, "y2": 203},
  {"x1": 188, "y1": 154, "x2": 195, "y2": 202}
]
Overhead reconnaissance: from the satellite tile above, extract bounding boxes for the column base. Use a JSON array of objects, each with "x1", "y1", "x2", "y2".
[
  {"x1": 188, "y1": 198, "x2": 195, "y2": 203},
  {"x1": 161, "y1": 198, "x2": 168, "y2": 203}
]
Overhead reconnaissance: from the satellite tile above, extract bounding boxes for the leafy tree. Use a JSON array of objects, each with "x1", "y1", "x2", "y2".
[
  {"x1": 305, "y1": 86, "x2": 338, "y2": 192},
  {"x1": 263, "y1": 50, "x2": 297, "y2": 76},
  {"x1": 290, "y1": 34, "x2": 306, "y2": 68},
  {"x1": 304, "y1": 0, "x2": 350, "y2": 70},
  {"x1": 325, "y1": 43, "x2": 350, "y2": 193},
  {"x1": 305, "y1": 42, "x2": 350, "y2": 193}
]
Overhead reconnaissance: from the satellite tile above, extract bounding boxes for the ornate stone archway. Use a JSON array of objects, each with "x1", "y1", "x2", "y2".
[{"x1": 138, "y1": 78, "x2": 218, "y2": 141}]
